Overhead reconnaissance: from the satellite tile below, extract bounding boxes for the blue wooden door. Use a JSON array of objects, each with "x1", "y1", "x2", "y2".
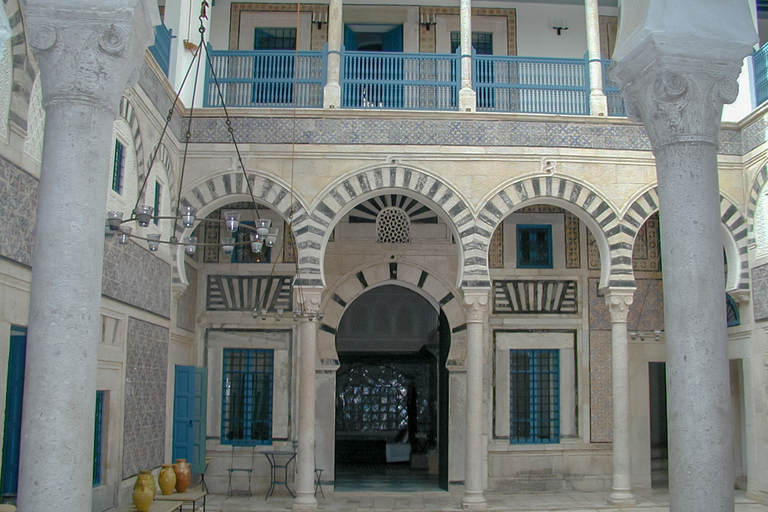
[
  {"x1": 1, "y1": 326, "x2": 27, "y2": 497},
  {"x1": 191, "y1": 367, "x2": 208, "y2": 474},
  {"x1": 173, "y1": 365, "x2": 195, "y2": 463}
]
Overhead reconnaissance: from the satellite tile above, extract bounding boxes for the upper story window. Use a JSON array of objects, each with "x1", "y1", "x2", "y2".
[
  {"x1": 221, "y1": 348, "x2": 274, "y2": 446},
  {"x1": 152, "y1": 181, "x2": 162, "y2": 226},
  {"x1": 111, "y1": 140, "x2": 125, "y2": 195},
  {"x1": 517, "y1": 224, "x2": 552, "y2": 268},
  {"x1": 254, "y1": 28, "x2": 296, "y2": 50},
  {"x1": 450, "y1": 31, "x2": 493, "y2": 54},
  {"x1": 344, "y1": 24, "x2": 403, "y2": 52},
  {"x1": 510, "y1": 349, "x2": 559, "y2": 444}
]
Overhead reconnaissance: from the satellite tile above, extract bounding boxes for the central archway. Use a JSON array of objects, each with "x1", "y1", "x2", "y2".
[{"x1": 333, "y1": 284, "x2": 448, "y2": 492}]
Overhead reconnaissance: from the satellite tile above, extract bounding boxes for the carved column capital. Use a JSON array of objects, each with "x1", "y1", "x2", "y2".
[
  {"x1": 604, "y1": 288, "x2": 636, "y2": 324},
  {"x1": 613, "y1": 55, "x2": 741, "y2": 151},
  {"x1": 294, "y1": 286, "x2": 324, "y2": 316},
  {"x1": 463, "y1": 288, "x2": 490, "y2": 323},
  {"x1": 23, "y1": 0, "x2": 158, "y2": 113}
]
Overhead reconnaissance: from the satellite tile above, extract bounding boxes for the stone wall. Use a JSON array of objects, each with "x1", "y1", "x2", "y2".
[
  {"x1": 176, "y1": 262, "x2": 197, "y2": 332},
  {"x1": 122, "y1": 317, "x2": 169, "y2": 479}
]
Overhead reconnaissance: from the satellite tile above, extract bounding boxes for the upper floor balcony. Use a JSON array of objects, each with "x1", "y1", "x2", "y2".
[{"x1": 203, "y1": 47, "x2": 625, "y2": 116}]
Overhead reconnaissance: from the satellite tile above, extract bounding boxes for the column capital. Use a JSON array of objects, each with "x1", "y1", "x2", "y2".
[
  {"x1": 609, "y1": 2, "x2": 756, "y2": 152},
  {"x1": 603, "y1": 288, "x2": 636, "y2": 324},
  {"x1": 23, "y1": 0, "x2": 158, "y2": 113},
  {"x1": 294, "y1": 286, "x2": 324, "y2": 315},
  {"x1": 462, "y1": 288, "x2": 490, "y2": 322}
]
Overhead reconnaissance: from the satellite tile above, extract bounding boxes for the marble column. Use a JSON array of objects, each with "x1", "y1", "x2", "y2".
[
  {"x1": 462, "y1": 289, "x2": 488, "y2": 509},
  {"x1": 323, "y1": 0, "x2": 343, "y2": 108},
  {"x1": 17, "y1": 2, "x2": 157, "y2": 511},
  {"x1": 458, "y1": 0, "x2": 476, "y2": 112},
  {"x1": 293, "y1": 287, "x2": 322, "y2": 511},
  {"x1": 610, "y1": 3, "x2": 756, "y2": 511},
  {"x1": 584, "y1": 0, "x2": 608, "y2": 116},
  {"x1": 604, "y1": 288, "x2": 636, "y2": 506}
]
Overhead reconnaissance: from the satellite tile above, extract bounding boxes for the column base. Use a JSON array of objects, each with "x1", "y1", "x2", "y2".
[
  {"x1": 292, "y1": 493, "x2": 318, "y2": 512},
  {"x1": 589, "y1": 92, "x2": 608, "y2": 116},
  {"x1": 462, "y1": 491, "x2": 487, "y2": 510},
  {"x1": 608, "y1": 490, "x2": 637, "y2": 507},
  {"x1": 323, "y1": 83, "x2": 341, "y2": 109},
  {"x1": 459, "y1": 87, "x2": 476, "y2": 113}
]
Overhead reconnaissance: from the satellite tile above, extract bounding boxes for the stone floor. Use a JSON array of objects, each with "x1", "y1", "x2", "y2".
[{"x1": 204, "y1": 489, "x2": 768, "y2": 512}]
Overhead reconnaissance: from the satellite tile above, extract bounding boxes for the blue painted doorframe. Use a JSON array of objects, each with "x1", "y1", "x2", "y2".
[
  {"x1": 1, "y1": 326, "x2": 27, "y2": 498},
  {"x1": 192, "y1": 367, "x2": 208, "y2": 475}
]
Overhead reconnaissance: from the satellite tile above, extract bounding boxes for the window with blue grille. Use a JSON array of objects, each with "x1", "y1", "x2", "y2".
[
  {"x1": 510, "y1": 349, "x2": 559, "y2": 444},
  {"x1": 517, "y1": 224, "x2": 553, "y2": 268},
  {"x1": 221, "y1": 349, "x2": 274, "y2": 445},
  {"x1": 254, "y1": 28, "x2": 297, "y2": 50},
  {"x1": 111, "y1": 140, "x2": 125, "y2": 194},
  {"x1": 93, "y1": 390, "x2": 105, "y2": 486}
]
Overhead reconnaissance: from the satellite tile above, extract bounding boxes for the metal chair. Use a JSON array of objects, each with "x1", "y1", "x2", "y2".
[{"x1": 228, "y1": 445, "x2": 256, "y2": 497}]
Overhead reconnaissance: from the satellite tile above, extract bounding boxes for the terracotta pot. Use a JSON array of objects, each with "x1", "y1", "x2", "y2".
[
  {"x1": 132, "y1": 473, "x2": 155, "y2": 512},
  {"x1": 139, "y1": 469, "x2": 157, "y2": 496},
  {"x1": 159, "y1": 464, "x2": 176, "y2": 495},
  {"x1": 174, "y1": 459, "x2": 191, "y2": 493}
]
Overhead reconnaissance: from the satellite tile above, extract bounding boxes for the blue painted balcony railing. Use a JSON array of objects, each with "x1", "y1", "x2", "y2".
[
  {"x1": 148, "y1": 24, "x2": 172, "y2": 77},
  {"x1": 204, "y1": 46, "x2": 326, "y2": 108},
  {"x1": 202, "y1": 47, "x2": 627, "y2": 116},
  {"x1": 754, "y1": 41, "x2": 768, "y2": 106},
  {"x1": 341, "y1": 50, "x2": 460, "y2": 110},
  {"x1": 474, "y1": 54, "x2": 590, "y2": 114}
]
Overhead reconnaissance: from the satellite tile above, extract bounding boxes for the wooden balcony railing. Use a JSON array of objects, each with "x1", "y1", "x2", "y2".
[{"x1": 202, "y1": 46, "x2": 626, "y2": 116}]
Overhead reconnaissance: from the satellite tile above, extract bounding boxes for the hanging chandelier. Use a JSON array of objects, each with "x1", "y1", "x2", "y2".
[{"x1": 104, "y1": 0, "x2": 278, "y2": 258}]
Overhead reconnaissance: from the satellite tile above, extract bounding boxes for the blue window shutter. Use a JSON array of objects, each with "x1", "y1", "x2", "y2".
[
  {"x1": 344, "y1": 25, "x2": 358, "y2": 51},
  {"x1": 1, "y1": 326, "x2": 27, "y2": 496},
  {"x1": 191, "y1": 367, "x2": 208, "y2": 474},
  {"x1": 383, "y1": 25, "x2": 403, "y2": 52},
  {"x1": 173, "y1": 365, "x2": 196, "y2": 463}
]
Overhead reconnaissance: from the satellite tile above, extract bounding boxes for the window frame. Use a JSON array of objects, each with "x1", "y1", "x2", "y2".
[
  {"x1": 516, "y1": 224, "x2": 553, "y2": 269},
  {"x1": 111, "y1": 140, "x2": 125, "y2": 195},
  {"x1": 509, "y1": 349, "x2": 560, "y2": 444},
  {"x1": 220, "y1": 348, "x2": 274, "y2": 446},
  {"x1": 152, "y1": 181, "x2": 162, "y2": 226}
]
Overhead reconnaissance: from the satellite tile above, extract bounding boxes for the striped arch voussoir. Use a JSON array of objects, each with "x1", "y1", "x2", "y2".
[
  {"x1": 479, "y1": 175, "x2": 630, "y2": 289},
  {"x1": 118, "y1": 97, "x2": 146, "y2": 200},
  {"x1": 624, "y1": 187, "x2": 749, "y2": 293},
  {"x1": 309, "y1": 164, "x2": 473, "y2": 288},
  {"x1": 5, "y1": 0, "x2": 35, "y2": 135},
  {"x1": 747, "y1": 164, "x2": 768, "y2": 248}
]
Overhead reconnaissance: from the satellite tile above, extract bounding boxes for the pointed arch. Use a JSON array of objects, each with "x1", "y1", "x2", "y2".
[
  {"x1": 624, "y1": 187, "x2": 749, "y2": 293},
  {"x1": 171, "y1": 170, "x2": 308, "y2": 287},
  {"x1": 317, "y1": 261, "x2": 468, "y2": 367},
  {"x1": 479, "y1": 175, "x2": 626, "y2": 289},
  {"x1": 299, "y1": 163, "x2": 474, "y2": 289}
]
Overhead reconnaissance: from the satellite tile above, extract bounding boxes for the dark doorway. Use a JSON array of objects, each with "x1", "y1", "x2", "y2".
[
  {"x1": 334, "y1": 285, "x2": 448, "y2": 491},
  {"x1": 1, "y1": 326, "x2": 27, "y2": 502},
  {"x1": 648, "y1": 362, "x2": 668, "y2": 488}
]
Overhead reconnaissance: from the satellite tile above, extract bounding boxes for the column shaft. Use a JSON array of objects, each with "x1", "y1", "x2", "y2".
[
  {"x1": 605, "y1": 291, "x2": 636, "y2": 506},
  {"x1": 294, "y1": 316, "x2": 318, "y2": 509},
  {"x1": 656, "y1": 142, "x2": 733, "y2": 512},
  {"x1": 17, "y1": 103, "x2": 115, "y2": 512},
  {"x1": 584, "y1": 0, "x2": 607, "y2": 115},
  {"x1": 458, "y1": 0, "x2": 475, "y2": 112},
  {"x1": 323, "y1": 0, "x2": 343, "y2": 108},
  {"x1": 462, "y1": 290, "x2": 487, "y2": 509}
]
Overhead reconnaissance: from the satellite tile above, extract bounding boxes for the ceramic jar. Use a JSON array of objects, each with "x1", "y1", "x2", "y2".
[
  {"x1": 139, "y1": 469, "x2": 157, "y2": 496},
  {"x1": 132, "y1": 473, "x2": 154, "y2": 512},
  {"x1": 174, "y1": 458, "x2": 191, "y2": 493},
  {"x1": 159, "y1": 464, "x2": 177, "y2": 495}
]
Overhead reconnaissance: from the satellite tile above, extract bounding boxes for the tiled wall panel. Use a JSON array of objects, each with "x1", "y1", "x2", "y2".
[{"x1": 0, "y1": 155, "x2": 36, "y2": 265}]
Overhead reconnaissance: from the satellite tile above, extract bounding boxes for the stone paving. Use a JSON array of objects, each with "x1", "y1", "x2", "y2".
[{"x1": 204, "y1": 489, "x2": 768, "y2": 512}]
